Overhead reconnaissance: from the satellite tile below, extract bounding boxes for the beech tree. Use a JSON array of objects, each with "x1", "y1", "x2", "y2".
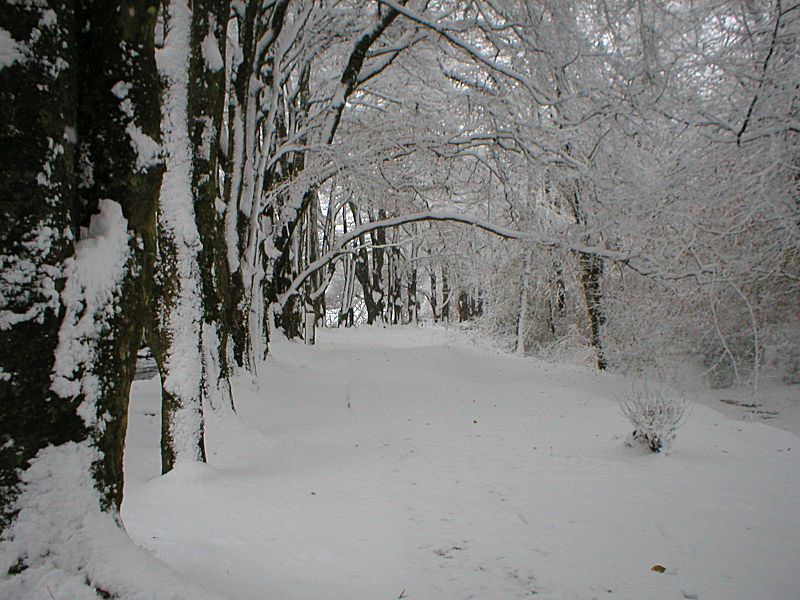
[
  {"x1": 151, "y1": 0, "x2": 231, "y2": 473},
  {"x1": 1, "y1": 0, "x2": 85, "y2": 529}
]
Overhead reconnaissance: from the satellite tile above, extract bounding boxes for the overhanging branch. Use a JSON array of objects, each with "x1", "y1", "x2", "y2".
[{"x1": 277, "y1": 211, "x2": 635, "y2": 308}]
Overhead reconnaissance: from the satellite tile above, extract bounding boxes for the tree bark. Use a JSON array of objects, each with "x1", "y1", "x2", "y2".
[
  {"x1": 407, "y1": 238, "x2": 419, "y2": 324},
  {"x1": 0, "y1": 0, "x2": 82, "y2": 532},
  {"x1": 515, "y1": 252, "x2": 532, "y2": 355},
  {"x1": 73, "y1": 0, "x2": 164, "y2": 510},
  {"x1": 441, "y1": 267, "x2": 451, "y2": 323},
  {"x1": 191, "y1": 0, "x2": 234, "y2": 382},
  {"x1": 153, "y1": 0, "x2": 232, "y2": 473},
  {"x1": 579, "y1": 251, "x2": 607, "y2": 370},
  {"x1": 430, "y1": 265, "x2": 439, "y2": 322},
  {"x1": 221, "y1": 0, "x2": 262, "y2": 368}
]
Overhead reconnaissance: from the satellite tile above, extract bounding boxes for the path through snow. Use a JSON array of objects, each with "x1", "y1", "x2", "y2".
[{"x1": 123, "y1": 326, "x2": 800, "y2": 600}]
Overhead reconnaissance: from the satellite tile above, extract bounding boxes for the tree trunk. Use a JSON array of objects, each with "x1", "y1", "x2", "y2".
[
  {"x1": 307, "y1": 194, "x2": 325, "y2": 328},
  {"x1": 152, "y1": 0, "x2": 214, "y2": 473},
  {"x1": 430, "y1": 265, "x2": 439, "y2": 322},
  {"x1": 1, "y1": 3, "x2": 164, "y2": 589},
  {"x1": 441, "y1": 268, "x2": 451, "y2": 323},
  {"x1": 350, "y1": 205, "x2": 381, "y2": 324},
  {"x1": 191, "y1": 0, "x2": 234, "y2": 389},
  {"x1": 0, "y1": 0, "x2": 82, "y2": 532},
  {"x1": 567, "y1": 186, "x2": 607, "y2": 371},
  {"x1": 553, "y1": 261, "x2": 566, "y2": 317},
  {"x1": 221, "y1": 0, "x2": 260, "y2": 369},
  {"x1": 579, "y1": 251, "x2": 607, "y2": 370},
  {"x1": 354, "y1": 248, "x2": 381, "y2": 324},
  {"x1": 406, "y1": 234, "x2": 419, "y2": 324},
  {"x1": 73, "y1": 0, "x2": 164, "y2": 511},
  {"x1": 387, "y1": 230, "x2": 403, "y2": 324},
  {"x1": 369, "y1": 210, "x2": 387, "y2": 322},
  {"x1": 515, "y1": 253, "x2": 532, "y2": 355},
  {"x1": 407, "y1": 263, "x2": 418, "y2": 325},
  {"x1": 338, "y1": 211, "x2": 357, "y2": 327},
  {"x1": 458, "y1": 291, "x2": 470, "y2": 322}
]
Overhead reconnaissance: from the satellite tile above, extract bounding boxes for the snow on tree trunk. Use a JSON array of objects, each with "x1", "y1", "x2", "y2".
[
  {"x1": 190, "y1": 0, "x2": 234, "y2": 391},
  {"x1": 220, "y1": 0, "x2": 261, "y2": 370},
  {"x1": 0, "y1": 0, "x2": 81, "y2": 532},
  {"x1": 407, "y1": 266, "x2": 418, "y2": 324},
  {"x1": 0, "y1": 439, "x2": 222, "y2": 600},
  {"x1": 515, "y1": 251, "x2": 532, "y2": 355},
  {"x1": 71, "y1": 0, "x2": 164, "y2": 513},
  {"x1": 430, "y1": 264, "x2": 439, "y2": 322},
  {"x1": 406, "y1": 234, "x2": 419, "y2": 324},
  {"x1": 441, "y1": 267, "x2": 451, "y2": 324},
  {"x1": 0, "y1": 3, "x2": 218, "y2": 597},
  {"x1": 153, "y1": 0, "x2": 211, "y2": 473},
  {"x1": 579, "y1": 251, "x2": 606, "y2": 371}
]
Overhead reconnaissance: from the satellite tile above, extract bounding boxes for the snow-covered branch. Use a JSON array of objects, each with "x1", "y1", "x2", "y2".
[{"x1": 277, "y1": 210, "x2": 634, "y2": 308}]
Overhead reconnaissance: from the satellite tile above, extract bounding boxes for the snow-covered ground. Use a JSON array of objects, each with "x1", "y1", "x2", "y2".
[{"x1": 123, "y1": 326, "x2": 800, "y2": 600}]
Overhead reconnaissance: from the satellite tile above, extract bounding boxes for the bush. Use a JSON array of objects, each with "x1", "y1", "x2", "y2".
[{"x1": 619, "y1": 383, "x2": 690, "y2": 453}]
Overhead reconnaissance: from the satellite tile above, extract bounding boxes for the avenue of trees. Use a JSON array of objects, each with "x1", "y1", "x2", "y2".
[{"x1": 0, "y1": 0, "x2": 797, "y2": 595}]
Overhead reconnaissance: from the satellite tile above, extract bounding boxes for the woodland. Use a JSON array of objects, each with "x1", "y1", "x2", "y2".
[{"x1": 0, "y1": 0, "x2": 798, "y2": 598}]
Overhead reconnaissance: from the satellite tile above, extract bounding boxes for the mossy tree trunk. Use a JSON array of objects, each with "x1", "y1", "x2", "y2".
[
  {"x1": 73, "y1": 0, "x2": 164, "y2": 510},
  {"x1": 152, "y1": 0, "x2": 231, "y2": 474},
  {"x1": 406, "y1": 234, "x2": 419, "y2": 324},
  {"x1": 368, "y1": 211, "x2": 387, "y2": 323},
  {"x1": 441, "y1": 268, "x2": 451, "y2": 323},
  {"x1": 190, "y1": 0, "x2": 235, "y2": 386},
  {"x1": 567, "y1": 187, "x2": 607, "y2": 371},
  {"x1": 579, "y1": 251, "x2": 607, "y2": 370},
  {"x1": 1, "y1": 0, "x2": 163, "y2": 539},
  {"x1": 220, "y1": 0, "x2": 260, "y2": 369},
  {"x1": 430, "y1": 262, "x2": 440, "y2": 323},
  {"x1": 0, "y1": 0, "x2": 82, "y2": 533}
]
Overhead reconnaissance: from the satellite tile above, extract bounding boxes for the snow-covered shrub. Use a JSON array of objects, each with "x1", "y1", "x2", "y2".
[
  {"x1": 619, "y1": 384, "x2": 690, "y2": 453},
  {"x1": 530, "y1": 325, "x2": 597, "y2": 367}
]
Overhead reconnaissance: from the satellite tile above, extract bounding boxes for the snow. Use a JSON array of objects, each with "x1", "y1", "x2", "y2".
[
  {"x1": 0, "y1": 28, "x2": 24, "y2": 69},
  {"x1": 111, "y1": 77, "x2": 161, "y2": 172},
  {"x1": 111, "y1": 80, "x2": 133, "y2": 102},
  {"x1": 128, "y1": 124, "x2": 160, "y2": 172},
  {"x1": 224, "y1": 103, "x2": 244, "y2": 273},
  {"x1": 123, "y1": 325, "x2": 800, "y2": 600},
  {"x1": 201, "y1": 29, "x2": 224, "y2": 72},
  {"x1": 0, "y1": 221, "x2": 62, "y2": 332},
  {"x1": 153, "y1": 0, "x2": 206, "y2": 464},
  {"x1": 50, "y1": 199, "x2": 130, "y2": 414},
  {"x1": 198, "y1": 115, "x2": 215, "y2": 161},
  {"x1": 38, "y1": 9, "x2": 57, "y2": 28},
  {"x1": 0, "y1": 442, "x2": 221, "y2": 600}
]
